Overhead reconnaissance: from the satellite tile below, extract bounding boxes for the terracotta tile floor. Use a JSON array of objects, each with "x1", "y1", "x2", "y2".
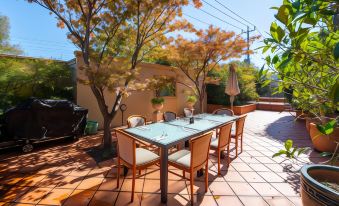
[{"x1": 0, "y1": 111, "x2": 328, "y2": 205}]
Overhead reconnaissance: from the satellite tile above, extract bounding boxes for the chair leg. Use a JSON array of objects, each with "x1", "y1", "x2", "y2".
[
  {"x1": 235, "y1": 137, "x2": 239, "y2": 157},
  {"x1": 139, "y1": 170, "x2": 141, "y2": 175},
  {"x1": 190, "y1": 173, "x2": 194, "y2": 206},
  {"x1": 205, "y1": 162, "x2": 208, "y2": 193},
  {"x1": 217, "y1": 149, "x2": 221, "y2": 175},
  {"x1": 241, "y1": 134, "x2": 243, "y2": 153},
  {"x1": 131, "y1": 166, "x2": 136, "y2": 202},
  {"x1": 117, "y1": 157, "x2": 120, "y2": 189},
  {"x1": 183, "y1": 171, "x2": 185, "y2": 178},
  {"x1": 227, "y1": 144, "x2": 230, "y2": 166}
]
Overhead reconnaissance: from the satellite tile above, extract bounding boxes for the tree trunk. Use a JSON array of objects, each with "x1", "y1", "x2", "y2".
[
  {"x1": 103, "y1": 116, "x2": 113, "y2": 150},
  {"x1": 199, "y1": 95, "x2": 204, "y2": 113}
]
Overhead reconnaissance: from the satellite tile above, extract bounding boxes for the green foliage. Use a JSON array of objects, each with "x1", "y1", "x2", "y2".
[
  {"x1": 0, "y1": 15, "x2": 21, "y2": 55},
  {"x1": 151, "y1": 97, "x2": 164, "y2": 105},
  {"x1": 0, "y1": 56, "x2": 74, "y2": 113},
  {"x1": 272, "y1": 139, "x2": 309, "y2": 159},
  {"x1": 316, "y1": 119, "x2": 337, "y2": 135},
  {"x1": 207, "y1": 61, "x2": 259, "y2": 106},
  {"x1": 186, "y1": 95, "x2": 197, "y2": 103},
  {"x1": 263, "y1": 0, "x2": 339, "y2": 117}
]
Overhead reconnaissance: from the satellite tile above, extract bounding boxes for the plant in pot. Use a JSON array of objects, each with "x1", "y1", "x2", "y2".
[
  {"x1": 151, "y1": 97, "x2": 164, "y2": 113},
  {"x1": 186, "y1": 95, "x2": 197, "y2": 110},
  {"x1": 262, "y1": 0, "x2": 339, "y2": 205}
]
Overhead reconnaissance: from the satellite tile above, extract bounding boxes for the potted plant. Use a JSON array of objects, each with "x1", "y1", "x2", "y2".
[
  {"x1": 151, "y1": 97, "x2": 164, "y2": 113},
  {"x1": 186, "y1": 95, "x2": 197, "y2": 109}
]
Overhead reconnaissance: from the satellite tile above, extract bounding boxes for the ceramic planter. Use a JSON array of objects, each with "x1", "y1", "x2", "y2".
[
  {"x1": 309, "y1": 122, "x2": 339, "y2": 152},
  {"x1": 301, "y1": 164, "x2": 339, "y2": 206},
  {"x1": 152, "y1": 103, "x2": 163, "y2": 113},
  {"x1": 186, "y1": 102, "x2": 195, "y2": 110}
]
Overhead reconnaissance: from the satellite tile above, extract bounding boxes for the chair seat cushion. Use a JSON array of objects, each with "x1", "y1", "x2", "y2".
[
  {"x1": 210, "y1": 138, "x2": 219, "y2": 149},
  {"x1": 136, "y1": 148, "x2": 160, "y2": 166},
  {"x1": 168, "y1": 149, "x2": 191, "y2": 168}
]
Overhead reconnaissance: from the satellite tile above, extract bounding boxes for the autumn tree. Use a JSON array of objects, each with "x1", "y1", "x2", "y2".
[
  {"x1": 0, "y1": 14, "x2": 21, "y2": 54},
  {"x1": 27, "y1": 0, "x2": 201, "y2": 151},
  {"x1": 167, "y1": 26, "x2": 251, "y2": 112}
]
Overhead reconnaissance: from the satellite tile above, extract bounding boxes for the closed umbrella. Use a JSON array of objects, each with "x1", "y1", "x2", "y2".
[{"x1": 225, "y1": 64, "x2": 240, "y2": 111}]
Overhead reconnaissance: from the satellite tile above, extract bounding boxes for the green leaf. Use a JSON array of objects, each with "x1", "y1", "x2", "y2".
[
  {"x1": 333, "y1": 42, "x2": 339, "y2": 60},
  {"x1": 276, "y1": 5, "x2": 291, "y2": 25},
  {"x1": 272, "y1": 55, "x2": 279, "y2": 64},
  {"x1": 272, "y1": 150, "x2": 287, "y2": 158},
  {"x1": 320, "y1": 152, "x2": 333, "y2": 157},
  {"x1": 270, "y1": 22, "x2": 285, "y2": 43},
  {"x1": 284, "y1": 139, "x2": 293, "y2": 151},
  {"x1": 297, "y1": 147, "x2": 309, "y2": 156},
  {"x1": 329, "y1": 77, "x2": 339, "y2": 104},
  {"x1": 292, "y1": 0, "x2": 300, "y2": 10},
  {"x1": 317, "y1": 120, "x2": 337, "y2": 135}
]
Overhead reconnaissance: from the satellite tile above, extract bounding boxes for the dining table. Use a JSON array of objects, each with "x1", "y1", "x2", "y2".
[{"x1": 123, "y1": 113, "x2": 238, "y2": 203}]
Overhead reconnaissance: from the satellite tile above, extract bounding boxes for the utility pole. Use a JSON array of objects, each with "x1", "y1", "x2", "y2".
[{"x1": 242, "y1": 26, "x2": 256, "y2": 64}]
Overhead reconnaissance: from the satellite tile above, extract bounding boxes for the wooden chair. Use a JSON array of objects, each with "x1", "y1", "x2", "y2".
[
  {"x1": 168, "y1": 132, "x2": 212, "y2": 206},
  {"x1": 127, "y1": 115, "x2": 147, "y2": 128},
  {"x1": 115, "y1": 129, "x2": 160, "y2": 202},
  {"x1": 210, "y1": 122, "x2": 233, "y2": 175},
  {"x1": 231, "y1": 114, "x2": 247, "y2": 157},
  {"x1": 213, "y1": 108, "x2": 234, "y2": 116},
  {"x1": 163, "y1": 111, "x2": 177, "y2": 122}
]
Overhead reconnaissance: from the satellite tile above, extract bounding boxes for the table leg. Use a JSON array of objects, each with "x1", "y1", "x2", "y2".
[{"x1": 160, "y1": 147, "x2": 168, "y2": 203}]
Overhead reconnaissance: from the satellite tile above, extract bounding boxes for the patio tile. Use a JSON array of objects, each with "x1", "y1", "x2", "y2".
[
  {"x1": 76, "y1": 177, "x2": 104, "y2": 190},
  {"x1": 38, "y1": 188, "x2": 73, "y2": 205},
  {"x1": 98, "y1": 177, "x2": 121, "y2": 191},
  {"x1": 168, "y1": 180, "x2": 187, "y2": 194},
  {"x1": 141, "y1": 193, "x2": 189, "y2": 206},
  {"x1": 15, "y1": 187, "x2": 51, "y2": 204},
  {"x1": 56, "y1": 176, "x2": 83, "y2": 189},
  {"x1": 214, "y1": 196, "x2": 243, "y2": 206},
  {"x1": 228, "y1": 182, "x2": 258, "y2": 196},
  {"x1": 263, "y1": 196, "x2": 294, "y2": 206},
  {"x1": 63, "y1": 189, "x2": 96, "y2": 206},
  {"x1": 87, "y1": 167, "x2": 110, "y2": 178},
  {"x1": 223, "y1": 171, "x2": 246, "y2": 182},
  {"x1": 115, "y1": 191, "x2": 141, "y2": 206},
  {"x1": 238, "y1": 196, "x2": 269, "y2": 206},
  {"x1": 250, "y1": 183, "x2": 282, "y2": 196},
  {"x1": 120, "y1": 178, "x2": 144, "y2": 192},
  {"x1": 287, "y1": 196, "x2": 302, "y2": 206},
  {"x1": 191, "y1": 195, "x2": 218, "y2": 206},
  {"x1": 1, "y1": 174, "x2": 26, "y2": 185},
  {"x1": 258, "y1": 172, "x2": 285, "y2": 183},
  {"x1": 240, "y1": 156, "x2": 260, "y2": 163},
  {"x1": 0, "y1": 186, "x2": 31, "y2": 202},
  {"x1": 231, "y1": 163, "x2": 253, "y2": 172},
  {"x1": 239, "y1": 172, "x2": 266, "y2": 183},
  {"x1": 143, "y1": 179, "x2": 160, "y2": 193},
  {"x1": 16, "y1": 175, "x2": 46, "y2": 187},
  {"x1": 208, "y1": 181, "x2": 234, "y2": 195},
  {"x1": 88, "y1": 191, "x2": 118, "y2": 206},
  {"x1": 248, "y1": 163, "x2": 271, "y2": 172},
  {"x1": 255, "y1": 157, "x2": 276, "y2": 164},
  {"x1": 270, "y1": 183, "x2": 299, "y2": 196},
  {"x1": 36, "y1": 175, "x2": 63, "y2": 188},
  {"x1": 68, "y1": 168, "x2": 91, "y2": 177}
]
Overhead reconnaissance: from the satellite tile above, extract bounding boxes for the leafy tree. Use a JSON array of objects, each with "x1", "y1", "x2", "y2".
[
  {"x1": 167, "y1": 26, "x2": 252, "y2": 112},
  {"x1": 262, "y1": 0, "x2": 339, "y2": 117},
  {"x1": 28, "y1": 0, "x2": 202, "y2": 151},
  {"x1": 0, "y1": 15, "x2": 21, "y2": 55}
]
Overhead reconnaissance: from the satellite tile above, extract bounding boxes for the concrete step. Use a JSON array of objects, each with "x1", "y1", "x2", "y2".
[
  {"x1": 258, "y1": 97, "x2": 287, "y2": 103},
  {"x1": 256, "y1": 101, "x2": 291, "y2": 112}
]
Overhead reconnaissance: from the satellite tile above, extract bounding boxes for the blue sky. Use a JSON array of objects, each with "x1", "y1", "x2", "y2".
[{"x1": 0, "y1": 0, "x2": 279, "y2": 67}]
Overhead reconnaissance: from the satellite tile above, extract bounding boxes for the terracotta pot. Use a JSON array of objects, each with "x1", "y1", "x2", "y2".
[
  {"x1": 296, "y1": 110, "x2": 306, "y2": 121},
  {"x1": 305, "y1": 117, "x2": 320, "y2": 133},
  {"x1": 152, "y1": 103, "x2": 163, "y2": 113},
  {"x1": 301, "y1": 165, "x2": 339, "y2": 206},
  {"x1": 309, "y1": 122, "x2": 339, "y2": 152},
  {"x1": 186, "y1": 102, "x2": 195, "y2": 110}
]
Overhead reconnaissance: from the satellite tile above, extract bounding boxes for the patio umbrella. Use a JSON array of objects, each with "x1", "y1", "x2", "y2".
[{"x1": 225, "y1": 64, "x2": 240, "y2": 111}]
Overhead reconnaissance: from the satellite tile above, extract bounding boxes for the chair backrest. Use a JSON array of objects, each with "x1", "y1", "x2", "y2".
[
  {"x1": 127, "y1": 115, "x2": 146, "y2": 128},
  {"x1": 184, "y1": 108, "x2": 193, "y2": 117},
  {"x1": 213, "y1": 108, "x2": 234, "y2": 116},
  {"x1": 163, "y1": 111, "x2": 177, "y2": 122},
  {"x1": 115, "y1": 129, "x2": 135, "y2": 166},
  {"x1": 235, "y1": 114, "x2": 247, "y2": 137},
  {"x1": 218, "y1": 122, "x2": 233, "y2": 148},
  {"x1": 190, "y1": 132, "x2": 212, "y2": 169}
]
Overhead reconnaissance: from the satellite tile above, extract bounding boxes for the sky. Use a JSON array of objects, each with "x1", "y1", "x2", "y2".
[{"x1": 0, "y1": 0, "x2": 279, "y2": 67}]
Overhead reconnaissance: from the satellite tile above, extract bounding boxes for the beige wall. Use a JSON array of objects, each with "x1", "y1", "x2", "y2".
[{"x1": 76, "y1": 55, "x2": 205, "y2": 129}]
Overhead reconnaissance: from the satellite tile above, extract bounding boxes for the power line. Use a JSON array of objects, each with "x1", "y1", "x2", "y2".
[
  {"x1": 213, "y1": 0, "x2": 256, "y2": 27},
  {"x1": 183, "y1": 13, "x2": 211, "y2": 26},
  {"x1": 198, "y1": 8, "x2": 244, "y2": 31},
  {"x1": 201, "y1": 0, "x2": 249, "y2": 28}
]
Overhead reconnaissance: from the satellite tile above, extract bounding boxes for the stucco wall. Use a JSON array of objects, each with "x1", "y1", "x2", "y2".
[{"x1": 76, "y1": 55, "x2": 205, "y2": 129}]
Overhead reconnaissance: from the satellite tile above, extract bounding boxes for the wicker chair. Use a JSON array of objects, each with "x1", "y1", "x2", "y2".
[
  {"x1": 210, "y1": 122, "x2": 233, "y2": 175},
  {"x1": 168, "y1": 132, "x2": 212, "y2": 206},
  {"x1": 116, "y1": 129, "x2": 160, "y2": 202},
  {"x1": 231, "y1": 114, "x2": 247, "y2": 157},
  {"x1": 213, "y1": 108, "x2": 234, "y2": 116},
  {"x1": 163, "y1": 111, "x2": 177, "y2": 122}
]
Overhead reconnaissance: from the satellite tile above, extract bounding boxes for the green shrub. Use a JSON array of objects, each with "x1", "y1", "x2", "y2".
[
  {"x1": 207, "y1": 61, "x2": 259, "y2": 106},
  {"x1": 151, "y1": 97, "x2": 164, "y2": 105},
  {"x1": 186, "y1": 95, "x2": 197, "y2": 103},
  {"x1": 0, "y1": 56, "x2": 74, "y2": 112}
]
